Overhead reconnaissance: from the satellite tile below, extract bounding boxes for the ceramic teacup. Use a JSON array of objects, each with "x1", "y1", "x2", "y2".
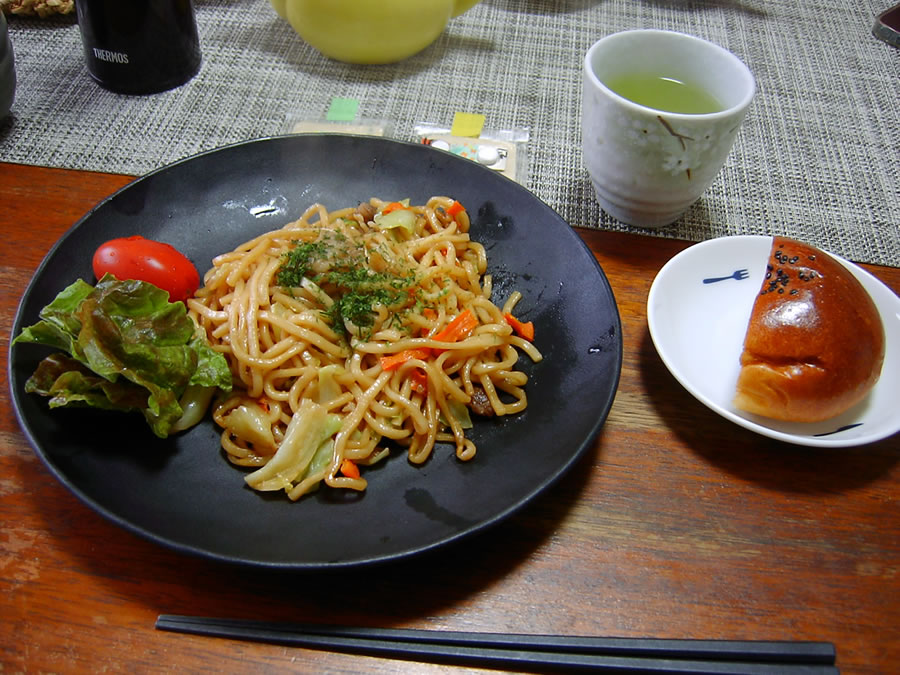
[
  {"x1": 270, "y1": 0, "x2": 482, "y2": 64},
  {"x1": 582, "y1": 30, "x2": 755, "y2": 228}
]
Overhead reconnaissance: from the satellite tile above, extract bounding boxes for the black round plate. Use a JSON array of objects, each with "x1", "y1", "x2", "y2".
[{"x1": 8, "y1": 135, "x2": 622, "y2": 570}]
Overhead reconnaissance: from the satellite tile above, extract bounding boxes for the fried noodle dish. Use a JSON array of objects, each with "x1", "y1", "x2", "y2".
[{"x1": 187, "y1": 196, "x2": 541, "y2": 500}]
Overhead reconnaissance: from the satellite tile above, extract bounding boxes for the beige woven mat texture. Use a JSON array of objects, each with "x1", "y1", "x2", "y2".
[{"x1": 2, "y1": 0, "x2": 898, "y2": 266}]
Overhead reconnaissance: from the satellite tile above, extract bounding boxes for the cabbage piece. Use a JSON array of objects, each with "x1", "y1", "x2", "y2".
[
  {"x1": 170, "y1": 384, "x2": 218, "y2": 433},
  {"x1": 220, "y1": 401, "x2": 277, "y2": 452},
  {"x1": 284, "y1": 435, "x2": 339, "y2": 499},
  {"x1": 317, "y1": 364, "x2": 345, "y2": 405},
  {"x1": 374, "y1": 208, "x2": 416, "y2": 233},
  {"x1": 244, "y1": 399, "x2": 342, "y2": 492},
  {"x1": 307, "y1": 437, "x2": 336, "y2": 477},
  {"x1": 438, "y1": 398, "x2": 474, "y2": 429}
]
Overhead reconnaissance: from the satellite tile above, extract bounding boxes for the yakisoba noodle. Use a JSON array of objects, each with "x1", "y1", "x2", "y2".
[{"x1": 187, "y1": 196, "x2": 541, "y2": 500}]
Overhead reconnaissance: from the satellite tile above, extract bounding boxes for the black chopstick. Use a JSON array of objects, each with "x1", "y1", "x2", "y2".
[{"x1": 155, "y1": 615, "x2": 838, "y2": 674}]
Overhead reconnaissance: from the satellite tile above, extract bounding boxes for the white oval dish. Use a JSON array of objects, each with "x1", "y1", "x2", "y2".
[{"x1": 647, "y1": 235, "x2": 900, "y2": 447}]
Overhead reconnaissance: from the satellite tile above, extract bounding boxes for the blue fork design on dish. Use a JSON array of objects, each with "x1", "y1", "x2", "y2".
[{"x1": 702, "y1": 269, "x2": 749, "y2": 284}]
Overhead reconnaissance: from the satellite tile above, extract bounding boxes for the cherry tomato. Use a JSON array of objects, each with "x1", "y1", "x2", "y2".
[{"x1": 93, "y1": 236, "x2": 200, "y2": 303}]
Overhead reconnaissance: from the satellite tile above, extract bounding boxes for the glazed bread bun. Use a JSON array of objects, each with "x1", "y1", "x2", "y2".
[{"x1": 734, "y1": 236, "x2": 885, "y2": 422}]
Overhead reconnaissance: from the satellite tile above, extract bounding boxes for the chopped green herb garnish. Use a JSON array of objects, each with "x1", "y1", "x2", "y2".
[
  {"x1": 276, "y1": 229, "x2": 420, "y2": 340},
  {"x1": 276, "y1": 241, "x2": 328, "y2": 287},
  {"x1": 330, "y1": 288, "x2": 403, "y2": 334}
]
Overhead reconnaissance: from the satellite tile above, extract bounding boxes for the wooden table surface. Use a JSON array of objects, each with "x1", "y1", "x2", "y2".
[{"x1": 1, "y1": 162, "x2": 898, "y2": 674}]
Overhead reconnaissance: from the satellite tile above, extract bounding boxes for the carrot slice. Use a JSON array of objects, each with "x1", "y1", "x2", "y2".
[
  {"x1": 504, "y1": 313, "x2": 535, "y2": 341},
  {"x1": 432, "y1": 309, "x2": 478, "y2": 343},
  {"x1": 380, "y1": 201, "x2": 408, "y2": 215},
  {"x1": 446, "y1": 200, "x2": 466, "y2": 218},
  {"x1": 380, "y1": 348, "x2": 432, "y2": 372},
  {"x1": 409, "y1": 369, "x2": 429, "y2": 394},
  {"x1": 340, "y1": 459, "x2": 360, "y2": 479}
]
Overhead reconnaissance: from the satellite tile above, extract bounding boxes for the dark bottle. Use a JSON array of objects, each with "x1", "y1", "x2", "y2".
[{"x1": 75, "y1": 0, "x2": 201, "y2": 95}]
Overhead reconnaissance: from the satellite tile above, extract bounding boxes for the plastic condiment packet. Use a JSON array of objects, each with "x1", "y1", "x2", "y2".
[
  {"x1": 285, "y1": 96, "x2": 394, "y2": 136},
  {"x1": 413, "y1": 123, "x2": 530, "y2": 184},
  {"x1": 285, "y1": 117, "x2": 393, "y2": 137},
  {"x1": 283, "y1": 96, "x2": 393, "y2": 136}
]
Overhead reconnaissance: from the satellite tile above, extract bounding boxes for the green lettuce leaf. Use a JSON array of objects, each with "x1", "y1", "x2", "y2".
[
  {"x1": 188, "y1": 331, "x2": 233, "y2": 389},
  {"x1": 24, "y1": 352, "x2": 152, "y2": 412},
  {"x1": 14, "y1": 278, "x2": 95, "y2": 355},
  {"x1": 14, "y1": 275, "x2": 232, "y2": 438}
]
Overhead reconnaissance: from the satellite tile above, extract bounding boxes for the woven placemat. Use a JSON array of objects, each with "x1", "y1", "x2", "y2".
[{"x1": 1, "y1": 0, "x2": 897, "y2": 267}]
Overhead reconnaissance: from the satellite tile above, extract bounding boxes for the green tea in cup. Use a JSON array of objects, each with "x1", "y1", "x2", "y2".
[
  {"x1": 582, "y1": 30, "x2": 756, "y2": 228},
  {"x1": 603, "y1": 73, "x2": 725, "y2": 114}
]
